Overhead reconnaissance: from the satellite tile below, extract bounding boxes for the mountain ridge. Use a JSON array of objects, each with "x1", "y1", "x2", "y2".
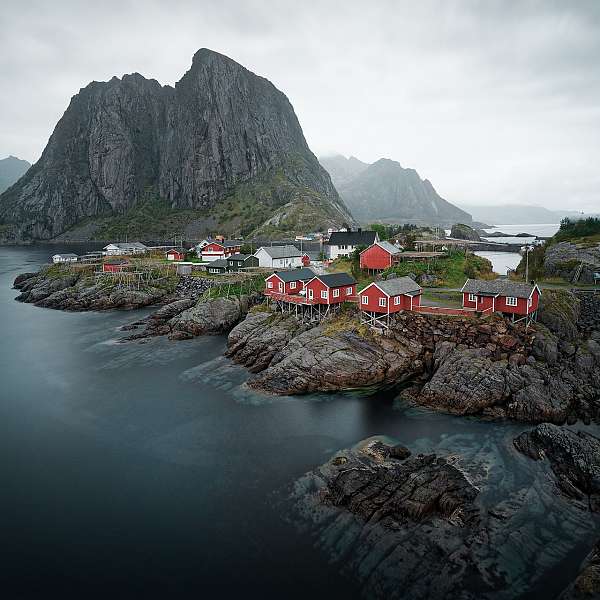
[
  {"x1": 0, "y1": 49, "x2": 352, "y2": 242},
  {"x1": 0, "y1": 156, "x2": 31, "y2": 194},
  {"x1": 320, "y1": 155, "x2": 471, "y2": 226}
]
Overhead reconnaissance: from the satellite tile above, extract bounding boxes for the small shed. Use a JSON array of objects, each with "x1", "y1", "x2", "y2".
[{"x1": 102, "y1": 259, "x2": 129, "y2": 273}]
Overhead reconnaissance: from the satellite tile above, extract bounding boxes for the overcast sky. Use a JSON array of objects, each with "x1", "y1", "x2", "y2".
[{"x1": 1, "y1": 0, "x2": 599, "y2": 211}]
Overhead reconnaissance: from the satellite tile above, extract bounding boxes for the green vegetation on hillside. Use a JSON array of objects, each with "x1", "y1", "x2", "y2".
[
  {"x1": 383, "y1": 251, "x2": 494, "y2": 288},
  {"x1": 553, "y1": 217, "x2": 600, "y2": 246}
]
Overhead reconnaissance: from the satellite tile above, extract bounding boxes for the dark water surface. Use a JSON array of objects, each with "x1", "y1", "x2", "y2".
[{"x1": 0, "y1": 245, "x2": 597, "y2": 599}]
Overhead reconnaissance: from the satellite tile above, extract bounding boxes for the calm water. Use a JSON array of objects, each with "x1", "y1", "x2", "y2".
[
  {"x1": 475, "y1": 251, "x2": 522, "y2": 275},
  {"x1": 0, "y1": 245, "x2": 597, "y2": 598}
]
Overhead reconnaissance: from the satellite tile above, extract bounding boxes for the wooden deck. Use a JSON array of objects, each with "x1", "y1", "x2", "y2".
[
  {"x1": 413, "y1": 305, "x2": 477, "y2": 317},
  {"x1": 265, "y1": 291, "x2": 316, "y2": 305}
]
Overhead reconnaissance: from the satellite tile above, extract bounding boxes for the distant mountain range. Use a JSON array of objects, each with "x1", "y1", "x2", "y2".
[
  {"x1": 320, "y1": 155, "x2": 471, "y2": 226},
  {"x1": 0, "y1": 156, "x2": 30, "y2": 193},
  {"x1": 458, "y1": 204, "x2": 591, "y2": 226},
  {"x1": 0, "y1": 49, "x2": 352, "y2": 242}
]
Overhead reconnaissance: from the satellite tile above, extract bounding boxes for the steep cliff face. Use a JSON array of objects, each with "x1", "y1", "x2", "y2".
[
  {"x1": 0, "y1": 49, "x2": 351, "y2": 241},
  {"x1": 322, "y1": 156, "x2": 471, "y2": 226}
]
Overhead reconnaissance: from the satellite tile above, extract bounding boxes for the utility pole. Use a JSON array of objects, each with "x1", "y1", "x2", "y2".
[{"x1": 524, "y1": 245, "x2": 533, "y2": 282}]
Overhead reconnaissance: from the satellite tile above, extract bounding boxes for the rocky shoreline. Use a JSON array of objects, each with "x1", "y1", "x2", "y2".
[
  {"x1": 226, "y1": 290, "x2": 600, "y2": 424},
  {"x1": 291, "y1": 426, "x2": 600, "y2": 599}
]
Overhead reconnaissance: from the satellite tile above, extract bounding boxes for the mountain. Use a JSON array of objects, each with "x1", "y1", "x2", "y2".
[
  {"x1": 319, "y1": 154, "x2": 369, "y2": 187},
  {"x1": 459, "y1": 204, "x2": 562, "y2": 226},
  {"x1": 0, "y1": 156, "x2": 31, "y2": 193},
  {"x1": 0, "y1": 49, "x2": 352, "y2": 242},
  {"x1": 322, "y1": 157, "x2": 471, "y2": 226}
]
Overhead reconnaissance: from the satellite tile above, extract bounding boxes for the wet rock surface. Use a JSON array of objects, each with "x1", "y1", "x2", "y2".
[
  {"x1": 559, "y1": 540, "x2": 600, "y2": 599},
  {"x1": 514, "y1": 423, "x2": 600, "y2": 512}
]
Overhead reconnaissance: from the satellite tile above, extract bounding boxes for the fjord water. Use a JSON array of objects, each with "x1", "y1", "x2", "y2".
[{"x1": 0, "y1": 245, "x2": 597, "y2": 598}]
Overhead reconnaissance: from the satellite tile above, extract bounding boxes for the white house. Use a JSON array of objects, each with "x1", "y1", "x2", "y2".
[
  {"x1": 326, "y1": 230, "x2": 379, "y2": 260},
  {"x1": 103, "y1": 242, "x2": 148, "y2": 256},
  {"x1": 52, "y1": 253, "x2": 78, "y2": 263},
  {"x1": 254, "y1": 245, "x2": 303, "y2": 268}
]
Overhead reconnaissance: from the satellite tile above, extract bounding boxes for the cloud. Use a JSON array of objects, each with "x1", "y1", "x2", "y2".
[{"x1": 0, "y1": 0, "x2": 598, "y2": 211}]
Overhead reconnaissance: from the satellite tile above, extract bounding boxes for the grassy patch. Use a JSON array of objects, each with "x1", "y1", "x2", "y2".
[{"x1": 383, "y1": 251, "x2": 494, "y2": 288}]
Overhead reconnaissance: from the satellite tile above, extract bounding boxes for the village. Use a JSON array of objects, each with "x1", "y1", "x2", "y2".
[{"x1": 49, "y1": 226, "x2": 542, "y2": 330}]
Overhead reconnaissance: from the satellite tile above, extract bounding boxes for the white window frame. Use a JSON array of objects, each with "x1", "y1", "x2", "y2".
[
  {"x1": 308, "y1": 289, "x2": 314, "y2": 299},
  {"x1": 394, "y1": 296, "x2": 401, "y2": 305},
  {"x1": 528, "y1": 296, "x2": 532, "y2": 307},
  {"x1": 468, "y1": 293, "x2": 476, "y2": 302},
  {"x1": 333, "y1": 289, "x2": 340, "y2": 298},
  {"x1": 290, "y1": 281, "x2": 297, "y2": 289},
  {"x1": 346, "y1": 287, "x2": 352, "y2": 295},
  {"x1": 267, "y1": 281, "x2": 273, "y2": 289},
  {"x1": 506, "y1": 296, "x2": 518, "y2": 307},
  {"x1": 361, "y1": 296, "x2": 368, "y2": 305},
  {"x1": 379, "y1": 297, "x2": 387, "y2": 307},
  {"x1": 321, "y1": 290, "x2": 328, "y2": 300},
  {"x1": 278, "y1": 282, "x2": 283, "y2": 292}
]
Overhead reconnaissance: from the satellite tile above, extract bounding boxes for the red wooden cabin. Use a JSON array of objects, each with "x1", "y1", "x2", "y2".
[
  {"x1": 264, "y1": 268, "x2": 316, "y2": 295},
  {"x1": 304, "y1": 273, "x2": 357, "y2": 305},
  {"x1": 359, "y1": 277, "x2": 422, "y2": 313},
  {"x1": 359, "y1": 241, "x2": 402, "y2": 271},
  {"x1": 302, "y1": 253, "x2": 311, "y2": 266},
  {"x1": 166, "y1": 249, "x2": 185, "y2": 261},
  {"x1": 461, "y1": 279, "x2": 540, "y2": 317},
  {"x1": 102, "y1": 259, "x2": 129, "y2": 273},
  {"x1": 201, "y1": 240, "x2": 242, "y2": 262}
]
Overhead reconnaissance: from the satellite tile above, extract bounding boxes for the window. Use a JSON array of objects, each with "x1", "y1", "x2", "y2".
[
  {"x1": 394, "y1": 296, "x2": 401, "y2": 305},
  {"x1": 361, "y1": 296, "x2": 368, "y2": 305},
  {"x1": 379, "y1": 297, "x2": 387, "y2": 307},
  {"x1": 278, "y1": 282, "x2": 283, "y2": 292},
  {"x1": 290, "y1": 281, "x2": 296, "y2": 289},
  {"x1": 339, "y1": 245, "x2": 347, "y2": 250},
  {"x1": 308, "y1": 289, "x2": 314, "y2": 299},
  {"x1": 528, "y1": 297, "x2": 532, "y2": 307},
  {"x1": 346, "y1": 287, "x2": 353, "y2": 295},
  {"x1": 468, "y1": 293, "x2": 476, "y2": 302},
  {"x1": 506, "y1": 296, "x2": 517, "y2": 307},
  {"x1": 333, "y1": 289, "x2": 340, "y2": 298},
  {"x1": 267, "y1": 281, "x2": 273, "y2": 289},
  {"x1": 321, "y1": 290, "x2": 328, "y2": 299}
]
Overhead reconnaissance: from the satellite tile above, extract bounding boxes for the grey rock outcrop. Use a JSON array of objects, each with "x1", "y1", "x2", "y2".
[
  {"x1": 0, "y1": 49, "x2": 352, "y2": 241},
  {"x1": 450, "y1": 223, "x2": 481, "y2": 241},
  {"x1": 514, "y1": 424, "x2": 600, "y2": 512},
  {"x1": 543, "y1": 241, "x2": 600, "y2": 284}
]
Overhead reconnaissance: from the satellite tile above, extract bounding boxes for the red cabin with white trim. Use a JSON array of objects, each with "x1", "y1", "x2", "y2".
[
  {"x1": 264, "y1": 268, "x2": 316, "y2": 295},
  {"x1": 359, "y1": 277, "x2": 422, "y2": 313},
  {"x1": 461, "y1": 279, "x2": 541, "y2": 316},
  {"x1": 166, "y1": 249, "x2": 185, "y2": 261},
  {"x1": 201, "y1": 240, "x2": 242, "y2": 262},
  {"x1": 304, "y1": 273, "x2": 357, "y2": 305},
  {"x1": 359, "y1": 241, "x2": 402, "y2": 271}
]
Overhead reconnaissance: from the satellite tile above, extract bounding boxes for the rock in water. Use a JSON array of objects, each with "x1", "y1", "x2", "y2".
[
  {"x1": 450, "y1": 223, "x2": 481, "y2": 241},
  {"x1": 0, "y1": 49, "x2": 352, "y2": 241},
  {"x1": 514, "y1": 423, "x2": 600, "y2": 512},
  {"x1": 292, "y1": 438, "x2": 486, "y2": 599}
]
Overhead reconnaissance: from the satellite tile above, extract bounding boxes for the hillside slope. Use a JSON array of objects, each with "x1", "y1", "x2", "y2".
[{"x1": 0, "y1": 49, "x2": 352, "y2": 242}]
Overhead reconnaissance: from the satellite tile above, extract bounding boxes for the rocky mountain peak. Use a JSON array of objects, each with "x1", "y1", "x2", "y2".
[{"x1": 0, "y1": 49, "x2": 352, "y2": 241}]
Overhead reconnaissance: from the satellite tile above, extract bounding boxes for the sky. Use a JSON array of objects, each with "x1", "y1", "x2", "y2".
[{"x1": 1, "y1": 0, "x2": 599, "y2": 211}]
